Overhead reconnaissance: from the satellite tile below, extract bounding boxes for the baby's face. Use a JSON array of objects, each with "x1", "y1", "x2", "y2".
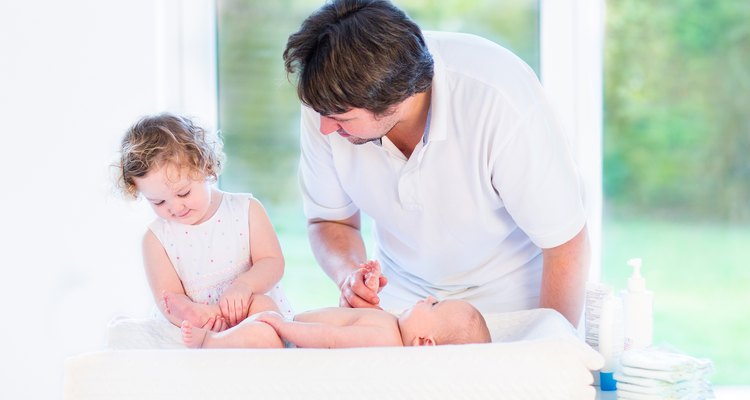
[
  {"x1": 398, "y1": 296, "x2": 468, "y2": 334},
  {"x1": 399, "y1": 296, "x2": 439, "y2": 324}
]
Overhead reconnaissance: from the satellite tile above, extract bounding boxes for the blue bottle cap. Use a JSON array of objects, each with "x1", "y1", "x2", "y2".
[{"x1": 600, "y1": 371, "x2": 617, "y2": 391}]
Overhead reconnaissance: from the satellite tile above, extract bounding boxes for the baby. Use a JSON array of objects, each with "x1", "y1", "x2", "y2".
[
  {"x1": 182, "y1": 291, "x2": 492, "y2": 348},
  {"x1": 116, "y1": 113, "x2": 291, "y2": 332}
]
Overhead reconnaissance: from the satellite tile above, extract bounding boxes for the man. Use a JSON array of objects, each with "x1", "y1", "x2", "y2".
[{"x1": 283, "y1": 0, "x2": 589, "y2": 325}]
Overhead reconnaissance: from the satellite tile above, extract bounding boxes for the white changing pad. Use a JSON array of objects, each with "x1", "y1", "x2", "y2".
[{"x1": 64, "y1": 308, "x2": 603, "y2": 400}]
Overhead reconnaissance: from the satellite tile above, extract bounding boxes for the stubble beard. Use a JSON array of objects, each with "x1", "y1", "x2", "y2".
[
  {"x1": 347, "y1": 136, "x2": 383, "y2": 145},
  {"x1": 344, "y1": 118, "x2": 397, "y2": 146}
]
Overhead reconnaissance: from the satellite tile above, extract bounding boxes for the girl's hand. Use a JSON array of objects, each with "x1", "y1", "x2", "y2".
[
  {"x1": 200, "y1": 315, "x2": 228, "y2": 332},
  {"x1": 219, "y1": 281, "x2": 253, "y2": 327}
]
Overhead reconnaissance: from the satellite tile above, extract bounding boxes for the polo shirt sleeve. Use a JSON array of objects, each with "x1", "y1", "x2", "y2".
[
  {"x1": 297, "y1": 105, "x2": 359, "y2": 221},
  {"x1": 490, "y1": 97, "x2": 587, "y2": 249}
]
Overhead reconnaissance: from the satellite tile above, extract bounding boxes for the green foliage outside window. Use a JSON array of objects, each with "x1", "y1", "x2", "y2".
[
  {"x1": 604, "y1": 0, "x2": 750, "y2": 222},
  {"x1": 603, "y1": 0, "x2": 750, "y2": 384}
]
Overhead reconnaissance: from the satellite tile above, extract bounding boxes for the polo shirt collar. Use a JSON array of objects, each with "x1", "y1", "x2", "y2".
[{"x1": 424, "y1": 44, "x2": 448, "y2": 143}]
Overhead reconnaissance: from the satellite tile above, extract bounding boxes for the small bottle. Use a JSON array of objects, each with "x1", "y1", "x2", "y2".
[
  {"x1": 622, "y1": 258, "x2": 653, "y2": 350},
  {"x1": 598, "y1": 293, "x2": 624, "y2": 391},
  {"x1": 584, "y1": 282, "x2": 610, "y2": 351}
]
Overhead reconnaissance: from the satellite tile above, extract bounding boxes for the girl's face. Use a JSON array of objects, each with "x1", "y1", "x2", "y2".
[{"x1": 133, "y1": 164, "x2": 215, "y2": 225}]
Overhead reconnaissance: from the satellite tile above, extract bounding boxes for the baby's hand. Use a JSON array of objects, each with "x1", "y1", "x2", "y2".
[
  {"x1": 339, "y1": 260, "x2": 388, "y2": 309},
  {"x1": 362, "y1": 260, "x2": 381, "y2": 292},
  {"x1": 219, "y1": 281, "x2": 253, "y2": 327}
]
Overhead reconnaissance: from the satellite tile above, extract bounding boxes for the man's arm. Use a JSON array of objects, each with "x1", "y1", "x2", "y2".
[
  {"x1": 539, "y1": 225, "x2": 590, "y2": 327},
  {"x1": 308, "y1": 212, "x2": 387, "y2": 308}
]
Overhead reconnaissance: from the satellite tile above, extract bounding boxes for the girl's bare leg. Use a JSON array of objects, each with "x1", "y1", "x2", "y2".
[{"x1": 181, "y1": 316, "x2": 284, "y2": 349}]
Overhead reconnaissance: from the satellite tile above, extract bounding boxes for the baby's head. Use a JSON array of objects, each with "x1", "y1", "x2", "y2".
[
  {"x1": 398, "y1": 297, "x2": 491, "y2": 346},
  {"x1": 115, "y1": 113, "x2": 224, "y2": 200}
]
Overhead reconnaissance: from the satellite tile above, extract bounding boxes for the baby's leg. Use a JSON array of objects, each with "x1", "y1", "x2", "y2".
[
  {"x1": 247, "y1": 293, "x2": 280, "y2": 315},
  {"x1": 181, "y1": 317, "x2": 284, "y2": 349},
  {"x1": 164, "y1": 292, "x2": 222, "y2": 327}
]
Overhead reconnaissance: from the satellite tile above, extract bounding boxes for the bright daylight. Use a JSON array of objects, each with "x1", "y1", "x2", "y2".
[{"x1": 2, "y1": 1, "x2": 748, "y2": 399}]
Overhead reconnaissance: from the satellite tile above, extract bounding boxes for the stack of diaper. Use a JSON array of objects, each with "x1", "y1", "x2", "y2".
[{"x1": 614, "y1": 347, "x2": 715, "y2": 399}]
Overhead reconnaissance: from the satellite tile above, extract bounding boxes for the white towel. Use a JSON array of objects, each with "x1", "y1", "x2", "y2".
[{"x1": 64, "y1": 309, "x2": 605, "y2": 400}]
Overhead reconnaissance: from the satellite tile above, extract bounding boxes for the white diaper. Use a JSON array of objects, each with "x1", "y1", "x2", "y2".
[
  {"x1": 614, "y1": 347, "x2": 715, "y2": 400},
  {"x1": 621, "y1": 347, "x2": 713, "y2": 373}
]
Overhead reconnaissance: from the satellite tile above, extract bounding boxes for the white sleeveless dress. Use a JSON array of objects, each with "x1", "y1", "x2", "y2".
[{"x1": 148, "y1": 192, "x2": 293, "y2": 318}]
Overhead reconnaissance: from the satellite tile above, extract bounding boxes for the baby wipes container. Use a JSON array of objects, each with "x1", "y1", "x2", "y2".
[{"x1": 622, "y1": 258, "x2": 653, "y2": 350}]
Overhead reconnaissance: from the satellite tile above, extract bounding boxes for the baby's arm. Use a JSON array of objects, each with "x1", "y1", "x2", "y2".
[
  {"x1": 219, "y1": 198, "x2": 285, "y2": 326},
  {"x1": 257, "y1": 313, "x2": 400, "y2": 348},
  {"x1": 143, "y1": 230, "x2": 225, "y2": 330}
]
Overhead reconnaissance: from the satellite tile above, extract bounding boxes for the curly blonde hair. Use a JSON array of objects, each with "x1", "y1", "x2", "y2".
[{"x1": 115, "y1": 113, "x2": 224, "y2": 199}]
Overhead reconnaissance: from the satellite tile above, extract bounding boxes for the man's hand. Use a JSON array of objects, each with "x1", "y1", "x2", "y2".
[{"x1": 339, "y1": 260, "x2": 388, "y2": 309}]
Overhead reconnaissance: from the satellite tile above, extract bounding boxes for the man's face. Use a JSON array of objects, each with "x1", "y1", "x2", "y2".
[{"x1": 318, "y1": 107, "x2": 400, "y2": 145}]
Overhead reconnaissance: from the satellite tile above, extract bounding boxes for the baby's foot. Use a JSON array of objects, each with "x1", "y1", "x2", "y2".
[
  {"x1": 181, "y1": 320, "x2": 208, "y2": 349},
  {"x1": 163, "y1": 291, "x2": 190, "y2": 316},
  {"x1": 163, "y1": 292, "x2": 221, "y2": 327}
]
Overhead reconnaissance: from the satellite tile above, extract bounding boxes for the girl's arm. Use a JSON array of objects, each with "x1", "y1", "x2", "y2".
[
  {"x1": 143, "y1": 230, "x2": 223, "y2": 330},
  {"x1": 219, "y1": 198, "x2": 285, "y2": 325}
]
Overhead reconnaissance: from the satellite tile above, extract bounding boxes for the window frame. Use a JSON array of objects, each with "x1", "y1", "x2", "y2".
[
  {"x1": 540, "y1": 0, "x2": 605, "y2": 281},
  {"x1": 154, "y1": 0, "x2": 219, "y2": 132}
]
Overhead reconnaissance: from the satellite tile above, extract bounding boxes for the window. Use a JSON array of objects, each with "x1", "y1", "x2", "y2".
[{"x1": 601, "y1": 1, "x2": 749, "y2": 385}]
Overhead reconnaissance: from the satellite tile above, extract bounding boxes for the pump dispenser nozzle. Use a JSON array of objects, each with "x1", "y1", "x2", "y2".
[
  {"x1": 623, "y1": 257, "x2": 653, "y2": 349},
  {"x1": 627, "y1": 258, "x2": 646, "y2": 292}
]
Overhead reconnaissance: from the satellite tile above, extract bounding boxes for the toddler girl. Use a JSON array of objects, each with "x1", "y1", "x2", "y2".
[{"x1": 116, "y1": 113, "x2": 292, "y2": 331}]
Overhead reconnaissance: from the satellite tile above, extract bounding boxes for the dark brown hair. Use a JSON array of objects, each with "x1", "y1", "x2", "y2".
[{"x1": 283, "y1": 0, "x2": 433, "y2": 116}]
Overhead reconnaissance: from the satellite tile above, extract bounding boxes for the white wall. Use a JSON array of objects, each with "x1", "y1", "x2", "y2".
[{"x1": 0, "y1": 1, "x2": 176, "y2": 398}]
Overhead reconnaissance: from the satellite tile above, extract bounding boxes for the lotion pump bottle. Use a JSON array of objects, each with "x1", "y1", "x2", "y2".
[{"x1": 622, "y1": 258, "x2": 653, "y2": 350}]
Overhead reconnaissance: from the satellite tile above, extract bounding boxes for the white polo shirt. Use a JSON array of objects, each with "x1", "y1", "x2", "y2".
[{"x1": 298, "y1": 31, "x2": 586, "y2": 313}]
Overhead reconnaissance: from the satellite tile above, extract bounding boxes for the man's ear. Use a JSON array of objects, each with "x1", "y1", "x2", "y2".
[{"x1": 413, "y1": 336, "x2": 436, "y2": 346}]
